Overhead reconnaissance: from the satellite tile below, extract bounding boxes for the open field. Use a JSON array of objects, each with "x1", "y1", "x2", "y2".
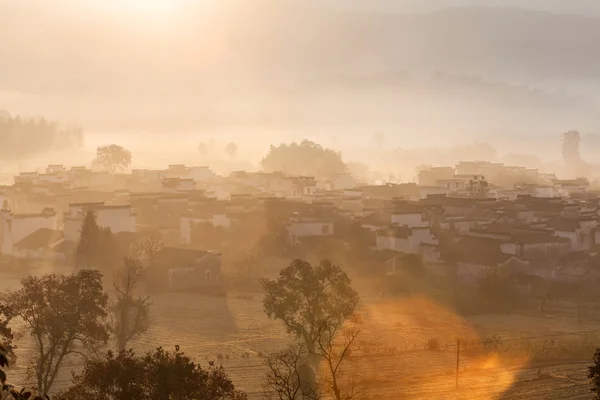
[{"x1": 1, "y1": 269, "x2": 599, "y2": 399}]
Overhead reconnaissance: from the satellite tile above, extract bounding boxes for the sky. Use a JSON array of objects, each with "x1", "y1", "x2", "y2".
[{"x1": 1, "y1": 0, "x2": 600, "y2": 171}]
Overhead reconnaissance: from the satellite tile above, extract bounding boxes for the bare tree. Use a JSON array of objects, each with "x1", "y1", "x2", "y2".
[
  {"x1": 129, "y1": 237, "x2": 163, "y2": 268},
  {"x1": 111, "y1": 257, "x2": 151, "y2": 352},
  {"x1": 264, "y1": 344, "x2": 320, "y2": 400},
  {"x1": 316, "y1": 315, "x2": 362, "y2": 400}
]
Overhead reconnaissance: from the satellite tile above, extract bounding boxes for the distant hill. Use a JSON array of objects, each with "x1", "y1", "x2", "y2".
[{"x1": 1, "y1": 4, "x2": 600, "y2": 93}]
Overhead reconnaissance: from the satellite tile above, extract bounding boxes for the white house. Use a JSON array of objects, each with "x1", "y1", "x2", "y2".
[
  {"x1": 376, "y1": 226, "x2": 438, "y2": 254},
  {"x1": 0, "y1": 208, "x2": 58, "y2": 256},
  {"x1": 391, "y1": 211, "x2": 424, "y2": 228},
  {"x1": 162, "y1": 177, "x2": 197, "y2": 193},
  {"x1": 63, "y1": 202, "x2": 137, "y2": 242},
  {"x1": 287, "y1": 218, "x2": 334, "y2": 244},
  {"x1": 180, "y1": 212, "x2": 232, "y2": 245}
]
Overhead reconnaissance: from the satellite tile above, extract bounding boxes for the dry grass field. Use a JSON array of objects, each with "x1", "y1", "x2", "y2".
[{"x1": 1, "y1": 270, "x2": 599, "y2": 399}]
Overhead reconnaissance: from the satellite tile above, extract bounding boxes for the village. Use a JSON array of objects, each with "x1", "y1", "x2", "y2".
[{"x1": 0, "y1": 154, "x2": 598, "y2": 308}]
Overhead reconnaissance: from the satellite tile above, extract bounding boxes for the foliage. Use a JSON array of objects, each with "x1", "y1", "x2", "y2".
[
  {"x1": 93, "y1": 144, "x2": 132, "y2": 174},
  {"x1": 263, "y1": 344, "x2": 320, "y2": 400},
  {"x1": 111, "y1": 257, "x2": 151, "y2": 352},
  {"x1": 587, "y1": 348, "x2": 600, "y2": 399},
  {"x1": 262, "y1": 260, "x2": 358, "y2": 353},
  {"x1": 224, "y1": 142, "x2": 238, "y2": 159},
  {"x1": 58, "y1": 346, "x2": 247, "y2": 400},
  {"x1": 261, "y1": 260, "x2": 360, "y2": 400},
  {"x1": 467, "y1": 176, "x2": 489, "y2": 199},
  {"x1": 75, "y1": 211, "x2": 119, "y2": 271},
  {"x1": 6, "y1": 270, "x2": 110, "y2": 395},
  {"x1": 0, "y1": 115, "x2": 83, "y2": 161},
  {"x1": 261, "y1": 140, "x2": 347, "y2": 178}
]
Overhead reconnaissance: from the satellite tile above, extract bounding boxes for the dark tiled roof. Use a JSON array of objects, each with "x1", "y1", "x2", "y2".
[{"x1": 14, "y1": 228, "x2": 63, "y2": 250}]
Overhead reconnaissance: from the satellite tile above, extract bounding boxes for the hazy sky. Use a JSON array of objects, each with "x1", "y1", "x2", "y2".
[{"x1": 1, "y1": 0, "x2": 599, "y2": 168}]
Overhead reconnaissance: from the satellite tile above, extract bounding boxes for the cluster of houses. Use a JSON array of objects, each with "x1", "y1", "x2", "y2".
[{"x1": 0, "y1": 161, "x2": 599, "y2": 297}]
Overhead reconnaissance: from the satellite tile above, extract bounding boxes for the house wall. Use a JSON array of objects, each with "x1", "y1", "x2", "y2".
[
  {"x1": 287, "y1": 221, "x2": 334, "y2": 242},
  {"x1": 534, "y1": 187, "x2": 555, "y2": 198},
  {"x1": 500, "y1": 243, "x2": 518, "y2": 255},
  {"x1": 376, "y1": 235, "x2": 412, "y2": 253},
  {"x1": 64, "y1": 205, "x2": 136, "y2": 243},
  {"x1": 0, "y1": 212, "x2": 58, "y2": 255},
  {"x1": 555, "y1": 231, "x2": 577, "y2": 251},
  {"x1": 391, "y1": 213, "x2": 423, "y2": 228}
]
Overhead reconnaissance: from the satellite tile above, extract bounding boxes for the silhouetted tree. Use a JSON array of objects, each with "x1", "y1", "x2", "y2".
[
  {"x1": 75, "y1": 211, "x2": 119, "y2": 271},
  {"x1": 264, "y1": 344, "x2": 321, "y2": 400},
  {"x1": 111, "y1": 257, "x2": 150, "y2": 352},
  {"x1": 225, "y1": 142, "x2": 238, "y2": 159},
  {"x1": 93, "y1": 144, "x2": 132, "y2": 174},
  {"x1": 59, "y1": 346, "x2": 247, "y2": 400},
  {"x1": 261, "y1": 260, "x2": 360, "y2": 400},
  {"x1": 261, "y1": 140, "x2": 347, "y2": 178},
  {"x1": 468, "y1": 176, "x2": 489, "y2": 199},
  {"x1": 589, "y1": 348, "x2": 600, "y2": 399},
  {"x1": 0, "y1": 113, "x2": 83, "y2": 162},
  {"x1": 7, "y1": 270, "x2": 110, "y2": 395}
]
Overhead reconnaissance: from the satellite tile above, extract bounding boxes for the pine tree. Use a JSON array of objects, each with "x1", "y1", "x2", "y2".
[{"x1": 76, "y1": 210, "x2": 101, "y2": 269}]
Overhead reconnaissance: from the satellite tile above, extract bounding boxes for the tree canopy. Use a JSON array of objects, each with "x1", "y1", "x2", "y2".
[
  {"x1": 93, "y1": 144, "x2": 132, "y2": 174},
  {"x1": 261, "y1": 259, "x2": 358, "y2": 354},
  {"x1": 7, "y1": 270, "x2": 110, "y2": 395},
  {"x1": 261, "y1": 140, "x2": 347, "y2": 178},
  {"x1": 59, "y1": 346, "x2": 247, "y2": 400},
  {"x1": 75, "y1": 210, "x2": 119, "y2": 271}
]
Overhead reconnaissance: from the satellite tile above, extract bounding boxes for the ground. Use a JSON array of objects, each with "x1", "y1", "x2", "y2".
[{"x1": 1, "y1": 268, "x2": 598, "y2": 399}]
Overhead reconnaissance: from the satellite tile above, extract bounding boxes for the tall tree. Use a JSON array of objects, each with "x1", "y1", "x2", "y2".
[
  {"x1": 75, "y1": 211, "x2": 119, "y2": 271},
  {"x1": 261, "y1": 259, "x2": 360, "y2": 400},
  {"x1": 93, "y1": 144, "x2": 132, "y2": 174},
  {"x1": 225, "y1": 142, "x2": 238, "y2": 159},
  {"x1": 261, "y1": 140, "x2": 347, "y2": 178},
  {"x1": 111, "y1": 257, "x2": 151, "y2": 352},
  {"x1": 59, "y1": 346, "x2": 247, "y2": 400},
  {"x1": 7, "y1": 270, "x2": 110, "y2": 395}
]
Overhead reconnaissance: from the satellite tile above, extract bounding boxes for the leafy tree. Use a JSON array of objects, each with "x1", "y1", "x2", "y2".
[
  {"x1": 75, "y1": 211, "x2": 119, "y2": 271},
  {"x1": 59, "y1": 346, "x2": 247, "y2": 400},
  {"x1": 7, "y1": 270, "x2": 110, "y2": 395},
  {"x1": 261, "y1": 140, "x2": 347, "y2": 178},
  {"x1": 589, "y1": 348, "x2": 600, "y2": 399},
  {"x1": 225, "y1": 142, "x2": 238, "y2": 159},
  {"x1": 93, "y1": 144, "x2": 132, "y2": 174},
  {"x1": 467, "y1": 176, "x2": 489, "y2": 199},
  {"x1": 111, "y1": 257, "x2": 151, "y2": 352},
  {"x1": 261, "y1": 260, "x2": 360, "y2": 400}
]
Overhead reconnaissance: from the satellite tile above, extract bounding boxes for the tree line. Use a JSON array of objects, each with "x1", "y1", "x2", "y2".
[{"x1": 0, "y1": 114, "x2": 83, "y2": 162}]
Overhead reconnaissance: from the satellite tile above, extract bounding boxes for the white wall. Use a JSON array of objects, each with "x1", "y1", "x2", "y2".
[
  {"x1": 391, "y1": 213, "x2": 423, "y2": 228},
  {"x1": 287, "y1": 221, "x2": 334, "y2": 242},
  {"x1": 65, "y1": 205, "x2": 136, "y2": 243},
  {"x1": 0, "y1": 211, "x2": 58, "y2": 255},
  {"x1": 376, "y1": 235, "x2": 412, "y2": 253}
]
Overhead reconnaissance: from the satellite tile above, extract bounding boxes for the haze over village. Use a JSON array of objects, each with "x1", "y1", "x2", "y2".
[{"x1": 4, "y1": 1, "x2": 600, "y2": 400}]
